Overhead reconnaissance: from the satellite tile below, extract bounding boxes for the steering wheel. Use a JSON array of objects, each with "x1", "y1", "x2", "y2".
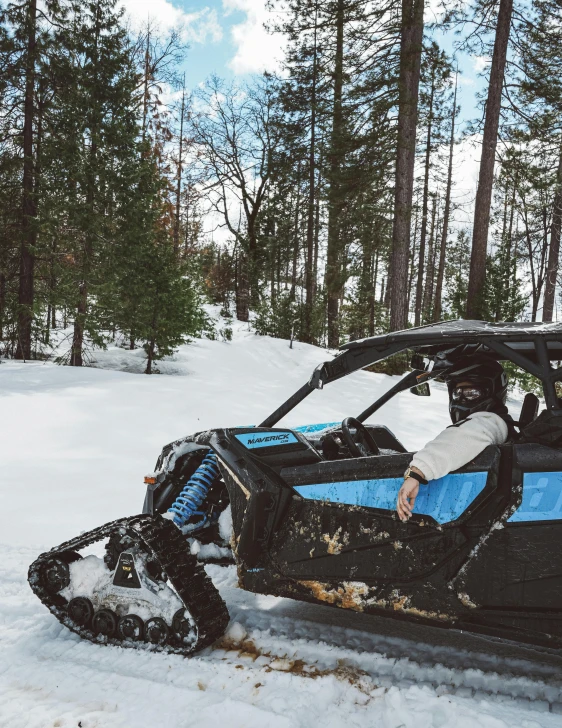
[{"x1": 341, "y1": 417, "x2": 380, "y2": 457}]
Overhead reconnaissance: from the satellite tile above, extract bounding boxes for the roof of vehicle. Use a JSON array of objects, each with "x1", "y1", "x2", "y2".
[
  {"x1": 261, "y1": 320, "x2": 562, "y2": 428},
  {"x1": 341, "y1": 320, "x2": 562, "y2": 356}
]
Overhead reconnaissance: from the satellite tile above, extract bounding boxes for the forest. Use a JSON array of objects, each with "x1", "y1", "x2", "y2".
[{"x1": 0, "y1": 0, "x2": 561, "y2": 372}]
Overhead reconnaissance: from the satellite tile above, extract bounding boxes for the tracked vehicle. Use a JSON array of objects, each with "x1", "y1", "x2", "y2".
[{"x1": 29, "y1": 321, "x2": 562, "y2": 656}]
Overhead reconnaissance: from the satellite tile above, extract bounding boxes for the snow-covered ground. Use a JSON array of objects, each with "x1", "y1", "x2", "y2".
[{"x1": 1, "y1": 317, "x2": 560, "y2": 728}]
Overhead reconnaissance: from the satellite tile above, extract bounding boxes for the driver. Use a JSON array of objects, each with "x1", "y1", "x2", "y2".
[{"x1": 397, "y1": 355, "x2": 515, "y2": 522}]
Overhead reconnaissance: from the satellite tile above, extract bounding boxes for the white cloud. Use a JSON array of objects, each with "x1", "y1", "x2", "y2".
[
  {"x1": 473, "y1": 55, "x2": 491, "y2": 73},
  {"x1": 424, "y1": 0, "x2": 445, "y2": 23},
  {"x1": 222, "y1": 0, "x2": 285, "y2": 75},
  {"x1": 120, "y1": 0, "x2": 223, "y2": 43},
  {"x1": 185, "y1": 8, "x2": 223, "y2": 44}
]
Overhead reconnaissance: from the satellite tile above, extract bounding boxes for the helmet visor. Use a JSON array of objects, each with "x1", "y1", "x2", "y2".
[{"x1": 451, "y1": 385, "x2": 487, "y2": 402}]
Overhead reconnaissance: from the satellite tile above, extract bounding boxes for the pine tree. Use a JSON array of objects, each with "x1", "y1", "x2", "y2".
[
  {"x1": 44, "y1": 0, "x2": 142, "y2": 365},
  {"x1": 444, "y1": 229, "x2": 471, "y2": 318},
  {"x1": 413, "y1": 42, "x2": 453, "y2": 326},
  {"x1": 389, "y1": 0, "x2": 425, "y2": 331},
  {"x1": 517, "y1": 0, "x2": 562, "y2": 321},
  {"x1": 467, "y1": 0, "x2": 514, "y2": 318}
]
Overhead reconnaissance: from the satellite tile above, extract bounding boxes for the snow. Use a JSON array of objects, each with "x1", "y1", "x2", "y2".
[
  {"x1": 60, "y1": 554, "x2": 110, "y2": 601},
  {"x1": 218, "y1": 505, "x2": 233, "y2": 543},
  {"x1": 0, "y1": 315, "x2": 559, "y2": 728}
]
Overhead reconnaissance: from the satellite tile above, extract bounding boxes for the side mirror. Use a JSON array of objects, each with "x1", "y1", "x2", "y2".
[{"x1": 410, "y1": 383, "x2": 431, "y2": 396}]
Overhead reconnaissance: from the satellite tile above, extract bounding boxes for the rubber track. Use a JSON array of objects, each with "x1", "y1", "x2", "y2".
[{"x1": 28, "y1": 513, "x2": 230, "y2": 656}]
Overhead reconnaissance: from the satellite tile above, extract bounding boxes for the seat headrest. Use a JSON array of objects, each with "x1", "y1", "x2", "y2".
[{"x1": 519, "y1": 393, "x2": 539, "y2": 429}]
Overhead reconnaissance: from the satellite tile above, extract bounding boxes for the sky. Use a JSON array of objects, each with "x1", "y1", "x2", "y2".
[
  {"x1": 119, "y1": 0, "x2": 488, "y2": 224},
  {"x1": 118, "y1": 0, "x2": 489, "y2": 242},
  {"x1": 120, "y1": 0, "x2": 286, "y2": 82},
  {"x1": 119, "y1": 0, "x2": 485, "y2": 114}
]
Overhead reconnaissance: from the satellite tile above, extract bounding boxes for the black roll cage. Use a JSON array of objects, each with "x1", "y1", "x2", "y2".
[{"x1": 259, "y1": 320, "x2": 562, "y2": 428}]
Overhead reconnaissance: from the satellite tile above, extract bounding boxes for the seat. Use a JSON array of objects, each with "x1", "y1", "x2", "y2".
[{"x1": 518, "y1": 393, "x2": 539, "y2": 429}]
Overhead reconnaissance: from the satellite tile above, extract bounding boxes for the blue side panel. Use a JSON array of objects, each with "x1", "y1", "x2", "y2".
[
  {"x1": 508, "y1": 471, "x2": 562, "y2": 522},
  {"x1": 293, "y1": 422, "x2": 340, "y2": 434},
  {"x1": 294, "y1": 471, "x2": 488, "y2": 524},
  {"x1": 235, "y1": 431, "x2": 299, "y2": 449}
]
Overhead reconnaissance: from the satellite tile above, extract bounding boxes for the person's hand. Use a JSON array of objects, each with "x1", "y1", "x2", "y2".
[{"x1": 397, "y1": 478, "x2": 420, "y2": 521}]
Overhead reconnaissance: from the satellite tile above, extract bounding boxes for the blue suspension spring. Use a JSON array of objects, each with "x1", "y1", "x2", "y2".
[{"x1": 168, "y1": 452, "x2": 219, "y2": 529}]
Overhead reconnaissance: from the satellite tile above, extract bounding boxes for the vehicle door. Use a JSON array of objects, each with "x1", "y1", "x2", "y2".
[{"x1": 272, "y1": 445, "x2": 503, "y2": 585}]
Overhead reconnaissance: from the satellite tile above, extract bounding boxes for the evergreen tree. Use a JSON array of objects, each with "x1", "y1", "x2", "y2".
[{"x1": 444, "y1": 229, "x2": 470, "y2": 318}]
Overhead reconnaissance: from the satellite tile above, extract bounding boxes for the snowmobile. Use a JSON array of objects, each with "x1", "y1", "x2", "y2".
[{"x1": 29, "y1": 320, "x2": 562, "y2": 657}]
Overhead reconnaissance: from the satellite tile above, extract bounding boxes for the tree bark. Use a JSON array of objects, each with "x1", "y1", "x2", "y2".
[
  {"x1": 141, "y1": 31, "x2": 150, "y2": 143},
  {"x1": 407, "y1": 201, "x2": 419, "y2": 313},
  {"x1": 542, "y1": 140, "x2": 562, "y2": 321},
  {"x1": 433, "y1": 72, "x2": 458, "y2": 322},
  {"x1": 303, "y1": 1, "x2": 319, "y2": 343},
  {"x1": 173, "y1": 83, "x2": 185, "y2": 257},
  {"x1": 289, "y1": 167, "x2": 301, "y2": 301},
  {"x1": 389, "y1": 0, "x2": 424, "y2": 332},
  {"x1": 414, "y1": 61, "x2": 436, "y2": 327},
  {"x1": 0, "y1": 272, "x2": 6, "y2": 340},
  {"x1": 422, "y1": 194, "x2": 438, "y2": 321},
  {"x1": 325, "y1": 0, "x2": 345, "y2": 347},
  {"x1": 370, "y1": 248, "x2": 379, "y2": 336},
  {"x1": 70, "y1": 1, "x2": 101, "y2": 365},
  {"x1": 16, "y1": 0, "x2": 37, "y2": 360},
  {"x1": 236, "y1": 254, "x2": 250, "y2": 322},
  {"x1": 466, "y1": 0, "x2": 513, "y2": 318},
  {"x1": 313, "y1": 169, "x2": 321, "y2": 298}
]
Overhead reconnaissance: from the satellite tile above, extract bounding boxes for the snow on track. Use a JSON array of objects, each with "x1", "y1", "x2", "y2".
[{"x1": 1, "y1": 315, "x2": 560, "y2": 727}]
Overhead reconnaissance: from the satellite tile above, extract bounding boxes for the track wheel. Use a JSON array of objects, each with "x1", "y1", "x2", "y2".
[
  {"x1": 117, "y1": 614, "x2": 144, "y2": 642},
  {"x1": 42, "y1": 558, "x2": 71, "y2": 594},
  {"x1": 172, "y1": 609, "x2": 196, "y2": 644},
  {"x1": 145, "y1": 617, "x2": 169, "y2": 645},
  {"x1": 67, "y1": 597, "x2": 94, "y2": 627},
  {"x1": 92, "y1": 609, "x2": 118, "y2": 637}
]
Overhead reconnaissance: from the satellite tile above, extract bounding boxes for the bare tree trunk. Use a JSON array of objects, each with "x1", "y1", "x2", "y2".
[
  {"x1": 236, "y1": 254, "x2": 250, "y2": 322},
  {"x1": 466, "y1": 0, "x2": 513, "y2": 318},
  {"x1": 543, "y1": 140, "x2": 562, "y2": 321},
  {"x1": 522, "y1": 202, "x2": 548, "y2": 322},
  {"x1": 0, "y1": 273, "x2": 5, "y2": 340},
  {"x1": 289, "y1": 168, "x2": 301, "y2": 301},
  {"x1": 49, "y1": 239, "x2": 57, "y2": 331},
  {"x1": 414, "y1": 62, "x2": 436, "y2": 327},
  {"x1": 389, "y1": 0, "x2": 424, "y2": 331},
  {"x1": 313, "y1": 169, "x2": 321, "y2": 298},
  {"x1": 304, "y1": 1, "x2": 319, "y2": 343},
  {"x1": 433, "y1": 72, "x2": 458, "y2": 322},
  {"x1": 408, "y1": 201, "x2": 419, "y2": 314},
  {"x1": 270, "y1": 224, "x2": 276, "y2": 306},
  {"x1": 141, "y1": 31, "x2": 151, "y2": 143},
  {"x1": 145, "y1": 337, "x2": 155, "y2": 374},
  {"x1": 173, "y1": 81, "x2": 185, "y2": 257},
  {"x1": 422, "y1": 195, "x2": 438, "y2": 321},
  {"x1": 370, "y1": 248, "x2": 379, "y2": 336},
  {"x1": 16, "y1": 0, "x2": 37, "y2": 361},
  {"x1": 325, "y1": 0, "x2": 345, "y2": 347},
  {"x1": 70, "y1": 2, "x2": 101, "y2": 365},
  {"x1": 277, "y1": 239, "x2": 281, "y2": 296}
]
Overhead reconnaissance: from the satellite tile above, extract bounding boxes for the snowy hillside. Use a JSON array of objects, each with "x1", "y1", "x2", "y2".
[{"x1": 1, "y1": 320, "x2": 560, "y2": 728}]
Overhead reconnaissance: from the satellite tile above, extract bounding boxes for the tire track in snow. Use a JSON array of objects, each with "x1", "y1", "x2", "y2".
[
  {"x1": 207, "y1": 565, "x2": 562, "y2": 711},
  {"x1": 2, "y1": 548, "x2": 561, "y2": 727}
]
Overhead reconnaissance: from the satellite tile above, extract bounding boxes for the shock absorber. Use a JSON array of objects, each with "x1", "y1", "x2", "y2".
[{"x1": 167, "y1": 451, "x2": 220, "y2": 530}]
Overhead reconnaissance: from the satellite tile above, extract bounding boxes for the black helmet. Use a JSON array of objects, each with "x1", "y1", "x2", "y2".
[{"x1": 444, "y1": 355, "x2": 508, "y2": 423}]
